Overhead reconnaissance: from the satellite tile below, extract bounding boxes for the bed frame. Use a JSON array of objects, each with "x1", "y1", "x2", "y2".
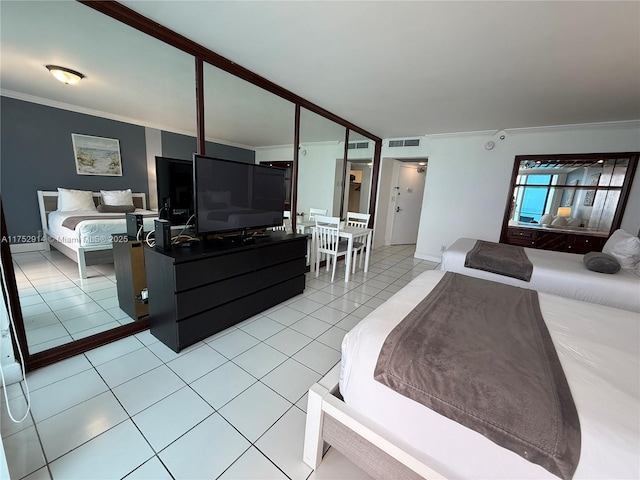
[
  {"x1": 303, "y1": 364, "x2": 446, "y2": 480},
  {"x1": 37, "y1": 190, "x2": 148, "y2": 279}
]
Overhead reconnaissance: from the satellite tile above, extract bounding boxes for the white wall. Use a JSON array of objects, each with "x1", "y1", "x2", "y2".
[{"x1": 414, "y1": 121, "x2": 640, "y2": 262}]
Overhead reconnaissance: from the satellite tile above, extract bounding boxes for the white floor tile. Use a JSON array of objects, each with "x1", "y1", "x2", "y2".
[
  {"x1": 71, "y1": 320, "x2": 121, "y2": 340},
  {"x1": 29, "y1": 368, "x2": 108, "y2": 423},
  {"x1": 290, "y1": 316, "x2": 332, "y2": 339},
  {"x1": 309, "y1": 306, "x2": 349, "y2": 325},
  {"x1": 53, "y1": 302, "x2": 104, "y2": 322},
  {"x1": 21, "y1": 303, "x2": 52, "y2": 318},
  {"x1": 112, "y1": 365, "x2": 185, "y2": 416},
  {"x1": 166, "y1": 344, "x2": 227, "y2": 383},
  {"x1": 316, "y1": 326, "x2": 348, "y2": 351},
  {"x1": 39, "y1": 287, "x2": 84, "y2": 303},
  {"x1": 22, "y1": 312, "x2": 61, "y2": 332},
  {"x1": 219, "y1": 382, "x2": 291, "y2": 442},
  {"x1": 232, "y1": 343, "x2": 287, "y2": 379},
  {"x1": 48, "y1": 420, "x2": 154, "y2": 480},
  {"x1": 335, "y1": 314, "x2": 363, "y2": 332},
  {"x1": 3, "y1": 425, "x2": 46, "y2": 480},
  {"x1": 264, "y1": 328, "x2": 313, "y2": 356},
  {"x1": 263, "y1": 305, "x2": 307, "y2": 326},
  {"x1": 239, "y1": 316, "x2": 285, "y2": 341},
  {"x1": 62, "y1": 310, "x2": 115, "y2": 334},
  {"x1": 28, "y1": 336, "x2": 74, "y2": 354},
  {"x1": 287, "y1": 297, "x2": 325, "y2": 315},
  {"x1": 37, "y1": 391, "x2": 127, "y2": 461},
  {"x1": 124, "y1": 456, "x2": 172, "y2": 479},
  {"x1": 95, "y1": 347, "x2": 163, "y2": 388},
  {"x1": 132, "y1": 386, "x2": 214, "y2": 452},
  {"x1": 219, "y1": 446, "x2": 288, "y2": 480},
  {"x1": 146, "y1": 338, "x2": 205, "y2": 363},
  {"x1": 191, "y1": 361, "x2": 257, "y2": 410},
  {"x1": 293, "y1": 341, "x2": 341, "y2": 375},
  {"x1": 1, "y1": 390, "x2": 32, "y2": 437},
  {"x1": 84, "y1": 335, "x2": 145, "y2": 367},
  {"x1": 295, "y1": 393, "x2": 308, "y2": 413},
  {"x1": 208, "y1": 329, "x2": 260, "y2": 359},
  {"x1": 97, "y1": 296, "x2": 119, "y2": 310},
  {"x1": 261, "y1": 358, "x2": 321, "y2": 403},
  {"x1": 22, "y1": 466, "x2": 52, "y2": 480},
  {"x1": 159, "y1": 413, "x2": 250, "y2": 479},
  {"x1": 255, "y1": 406, "x2": 313, "y2": 480}
]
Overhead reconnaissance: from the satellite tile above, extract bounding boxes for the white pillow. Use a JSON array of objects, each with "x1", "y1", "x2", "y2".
[
  {"x1": 602, "y1": 229, "x2": 640, "y2": 269},
  {"x1": 57, "y1": 188, "x2": 97, "y2": 212},
  {"x1": 101, "y1": 189, "x2": 133, "y2": 206}
]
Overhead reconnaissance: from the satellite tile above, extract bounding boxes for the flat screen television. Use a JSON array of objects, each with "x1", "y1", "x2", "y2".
[
  {"x1": 155, "y1": 156, "x2": 194, "y2": 225},
  {"x1": 193, "y1": 154, "x2": 285, "y2": 235}
]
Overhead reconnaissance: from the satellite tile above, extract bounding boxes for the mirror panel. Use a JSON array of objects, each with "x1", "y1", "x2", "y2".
[
  {"x1": 507, "y1": 155, "x2": 636, "y2": 236},
  {"x1": 1, "y1": 1, "x2": 195, "y2": 355},
  {"x1": 297, "y1": 108, "x2": 347, "y2": 223},
  {"x1": 345, "y1": 132, "x2": 374, "y2": 215}
]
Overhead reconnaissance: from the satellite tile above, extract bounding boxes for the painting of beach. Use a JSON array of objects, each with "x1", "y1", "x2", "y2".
[{"x1": 72, "y1": 134, "x2": 122, "y2": 176}]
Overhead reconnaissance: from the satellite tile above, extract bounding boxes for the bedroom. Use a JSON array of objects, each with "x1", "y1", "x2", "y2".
[{"x1": 2, "y1": 1, "x2": 639, "y2": 479}]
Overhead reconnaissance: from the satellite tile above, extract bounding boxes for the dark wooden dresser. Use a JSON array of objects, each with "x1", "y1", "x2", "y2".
[
  {"x1": 502, "y1": 223, "x2": 607, "y2": 254},
  {"x1": 144, "y1": 232, "x2": 307, "y2": 352}
]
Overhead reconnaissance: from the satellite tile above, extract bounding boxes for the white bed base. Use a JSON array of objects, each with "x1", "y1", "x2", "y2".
[
  {"x1": 303, "y1": 364, "x2": 446, "y2": 480},
  {"x1": 37, "y1": 190, "x2": 147, "y2": 279}
]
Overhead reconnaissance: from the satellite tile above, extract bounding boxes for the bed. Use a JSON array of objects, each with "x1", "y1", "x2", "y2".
[
  {"x1": 440, "y1": 237, "x2": 640, "y2": 312},
  {"x1": 37, "y1": 190, "x2": 157, "y2": 278},
  {"x1": 304, "y1": 269, "x2": 639, "y2": 479}
]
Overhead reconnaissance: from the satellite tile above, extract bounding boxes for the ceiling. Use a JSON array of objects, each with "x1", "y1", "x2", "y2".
[{"x1": 2, "y1": 1, "x2": 639, "y2": 147}]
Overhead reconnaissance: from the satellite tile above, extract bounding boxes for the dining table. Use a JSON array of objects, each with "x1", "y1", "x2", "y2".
[{"x1": 309, "y1": 224, "x2": 373, "y2": 282}]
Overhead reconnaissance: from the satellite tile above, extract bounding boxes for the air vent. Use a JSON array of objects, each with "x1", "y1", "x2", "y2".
[
  {"x1": 348, "y1": 141, "x2": 370, "y2": 149},
  {"x1": 388, "y1": 138, "x2": 420, "y2": 148}
]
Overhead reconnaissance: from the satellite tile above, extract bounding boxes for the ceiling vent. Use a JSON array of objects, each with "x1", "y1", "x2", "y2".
[
  {"x1": 388, "y1": 138, "x2": 420, "y2": 148},
  {"x1": 347, "y1": 141, "x2": 370, "y2": 149}
]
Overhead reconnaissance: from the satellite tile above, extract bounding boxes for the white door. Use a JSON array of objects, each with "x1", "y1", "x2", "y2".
[{"x1": 390, "y1": 163, "x2": 427, "y2": 245}]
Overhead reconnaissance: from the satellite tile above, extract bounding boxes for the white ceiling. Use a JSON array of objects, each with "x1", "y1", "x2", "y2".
[{"x1": 2, "y1": 1, "x2": 639, "y2": 147}]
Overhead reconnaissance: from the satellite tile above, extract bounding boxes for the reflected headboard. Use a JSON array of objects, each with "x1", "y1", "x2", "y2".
[{"x1": 36, "y1": 190, "x2": 147, "y2": 231}]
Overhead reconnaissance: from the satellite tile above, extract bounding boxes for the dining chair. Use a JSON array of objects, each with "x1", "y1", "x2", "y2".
[
  {"x1": 308, "y1": 207, "x2": 328, "y2": 222},
  {"x1": 314, "y1": 215, "x2": 349, "y2": 282},
  {"x1": 270, "y1": 210, "x2": 291, "y2": 231},
  {"x1": 345, "y1": 211, "x2": 371, "y2": 273}
]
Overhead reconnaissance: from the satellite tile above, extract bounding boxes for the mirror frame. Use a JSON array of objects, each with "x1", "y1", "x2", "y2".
[
  {"x1": 500, "y1": 152, "x2": 639, "y2": 244},
  {"x1": 3, "y1": 0, "x2": 382, "y2": 371}
]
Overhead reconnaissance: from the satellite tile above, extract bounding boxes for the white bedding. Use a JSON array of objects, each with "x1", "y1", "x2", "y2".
[
  {"x1": 47, "y1": 209, "x2": 157, "y2": 249},
  {"x1": 340, "y1": 270, "x2": 639, "y2": 479},
  {"x1": 441, "y1": 237, "x2": 640, "y2": 312}
]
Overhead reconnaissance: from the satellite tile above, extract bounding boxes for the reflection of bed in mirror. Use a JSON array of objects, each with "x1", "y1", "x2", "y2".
[
  {"x1": 304, "y1": 269, "x2": 639, "y2": 480},
  {"x1": 38, "y1": 190, "x2": 157, "y2": 279},
  {"x1": 441, "y1": 237, "x2": 640, "y2": 312}
]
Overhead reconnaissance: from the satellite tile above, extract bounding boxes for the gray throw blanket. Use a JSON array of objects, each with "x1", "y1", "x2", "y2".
[
  {"x1": 374, "y1": 272, "x2": 581, "y2": 480},
  {"x1": 465, "y1": 239, "x2": 533, "y2": 281}
]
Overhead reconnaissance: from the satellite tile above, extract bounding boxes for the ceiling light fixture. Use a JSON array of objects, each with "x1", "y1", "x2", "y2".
[{"x1": 46, "y1": 65, "x2": 85, "y2": 84}]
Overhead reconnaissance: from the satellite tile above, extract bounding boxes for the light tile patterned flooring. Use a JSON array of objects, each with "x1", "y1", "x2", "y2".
[
  {"x1": 12, "y1": 249, "x2": 134, "y2": 354},
  {"x1": 2, "y1": 244, "x2": 438, "y2": 480}
]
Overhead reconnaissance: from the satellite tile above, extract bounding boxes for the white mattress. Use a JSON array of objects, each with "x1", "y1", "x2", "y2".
[
  {"x1": 441, "y1": 237, "x2": 640, "y2": 312},
  {"x1": 47, "y1": 210, "x2": 158, "y2": 249},
  {"x1": 340, "y1": 270, "x2": 639, "y2": 480}
]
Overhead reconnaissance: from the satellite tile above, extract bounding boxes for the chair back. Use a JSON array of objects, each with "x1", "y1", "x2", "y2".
[
  {"x1": 346, "y1": 211, "x2": 370, "y2": 228},
  {"x1": 314, "y1": 215, "x2": 341, "y2": 254},
  {"x1": 309, "y1": 208, "x2": 328, "y2": 221}
]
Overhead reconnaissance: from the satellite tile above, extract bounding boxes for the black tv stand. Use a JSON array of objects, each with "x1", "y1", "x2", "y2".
[{"x1": 144, "y1": 232, "x2": 307, "y2": 352}]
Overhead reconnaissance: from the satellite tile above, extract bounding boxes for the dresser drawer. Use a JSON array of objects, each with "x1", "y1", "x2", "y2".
[{"x1": 567, "y1": 235, "x2": 606, "y2": 254}]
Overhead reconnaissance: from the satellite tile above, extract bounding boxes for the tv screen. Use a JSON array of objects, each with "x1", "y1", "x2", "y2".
[
  {"x1": 193, "y1": 155, "x2": 285, "y2": 235},
  {"x1": 155, "y1": 156, "x2": 194, "y2": 225}
]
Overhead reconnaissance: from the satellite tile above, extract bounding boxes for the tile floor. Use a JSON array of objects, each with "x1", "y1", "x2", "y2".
[
  {"x1": 12, "y1": 249, "x2": 133, "y2": 354},
  {"x1": 2, "y1": 244, "x2": 438, "y2": 480}
]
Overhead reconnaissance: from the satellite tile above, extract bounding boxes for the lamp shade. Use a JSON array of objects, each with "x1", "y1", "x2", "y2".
[
  {"x1": 46, "y1": 65, "x2": 84, "y2": 85},
  {"x1": 557, "y1": 207, "x2": 571, "y2": 218}
]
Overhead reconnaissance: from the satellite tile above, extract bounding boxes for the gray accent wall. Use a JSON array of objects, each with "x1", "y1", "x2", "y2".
[
  {"x1": 161, "y1": 131, "x2": 255, "y2": 164},
  {"x1": 1, "y1": 97, "x2": 149, "y2": 241}
]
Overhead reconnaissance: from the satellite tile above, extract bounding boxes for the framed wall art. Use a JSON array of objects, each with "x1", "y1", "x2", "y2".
[{"x1": 72, "y1": 133, "x2": 122, "y2": 176}]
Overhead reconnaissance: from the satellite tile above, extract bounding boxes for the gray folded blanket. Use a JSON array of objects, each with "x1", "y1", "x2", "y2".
[
  {"x1": 375, "y1": 272, "x2": 580, "y2": 480},
  {"x1": 464, "y1": 239, "x2": 533, "y2": 281}
]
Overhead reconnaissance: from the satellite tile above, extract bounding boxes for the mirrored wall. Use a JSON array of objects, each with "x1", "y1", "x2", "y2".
[{"x1": 1, "y1": 1, "x2": 381, "y2": 369}]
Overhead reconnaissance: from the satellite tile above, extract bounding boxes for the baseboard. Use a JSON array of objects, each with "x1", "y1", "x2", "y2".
[
  {"x1": 9, "y1": 242, "x2": 47, "y2": 254},
  {"x1": 414, "y1": 251, "x2": 442, "y2": 263}
]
